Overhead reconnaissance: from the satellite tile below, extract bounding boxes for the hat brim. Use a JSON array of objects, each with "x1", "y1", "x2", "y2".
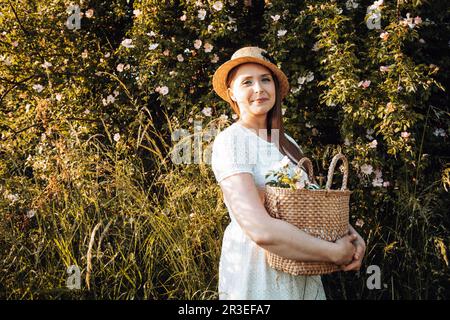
[{"x1": 212, "y1": 57, "x2": 290, "y2": 104}]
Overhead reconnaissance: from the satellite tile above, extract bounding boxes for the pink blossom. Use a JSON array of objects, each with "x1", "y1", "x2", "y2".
[{"x1": 401, "y1": 131, "x2": 410, "y2": 139}]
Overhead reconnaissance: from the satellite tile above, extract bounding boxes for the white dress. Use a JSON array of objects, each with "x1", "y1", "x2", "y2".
[{"x1": 211, "y1": 122, "x2": 327, "y2": 300}]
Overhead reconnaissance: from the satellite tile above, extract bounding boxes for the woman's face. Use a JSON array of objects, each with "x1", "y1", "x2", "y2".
[{"x1": 228, "y1": 63, "x2": 276, "y2": 118}]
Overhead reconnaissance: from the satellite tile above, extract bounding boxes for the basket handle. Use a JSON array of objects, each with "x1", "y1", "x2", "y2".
[
  {"x1": 325, "y1": 153, "x2": 349, "y2": 191},
  {"x1": 296, "y1": 157, "x2": 317, "y2": 185}
]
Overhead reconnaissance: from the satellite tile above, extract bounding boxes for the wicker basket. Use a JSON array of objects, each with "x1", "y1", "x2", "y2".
[{"x1": 264, "y1": 153, "x2": 352, "y2": 276}]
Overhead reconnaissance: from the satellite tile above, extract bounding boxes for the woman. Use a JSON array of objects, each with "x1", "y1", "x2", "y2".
[{"x1": 211, "y1": 47, "x2": 366, "y2": 300}]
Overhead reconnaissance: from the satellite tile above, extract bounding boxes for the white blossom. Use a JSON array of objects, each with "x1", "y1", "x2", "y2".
[
  {"x1": 180, "y1": 14, "x2": 187, "y2": 21},
  {"x1": 198, "y1": 9, "x2": 207, "y2": 20},
  {"x1": 368, "y1": 139, "x2": 378, "y2": 149},
  {"x1": 33, "y1": 84, "x2": 44, "y2": 92},
  {"x1": 159, "y1": 86, "x2": 169, "y2": 95},
  {"x1": 360, "y1": 164, "x2": 373, "y2": 175},
  {"x1": 85, "y1": 9, "x2": 94, "y2": 18},
  {"x1": 149, "y1": 43, "x2": 159, "y2": 50},
  {"x1": 41, "y1": 60, "x2": 52, "y2": 69},
  {"x1": 117, "y1": 63, "x2": 124, "y2": 72},
  {"x1": 204, "y1": 42, "x2": 213, "y2": 53},
  {"x1": 346, "y1": 0, "x2": 359, "y2": 10},
  {"x1": 133, "y1": 9, "x2": 142, "y2": 17},
  {"x1": 211, "y1": 53, "x2": 219, "y2": 63},
  {"x1": 194, "y1": 39, "x2": 202, "y2": 49},
  {"x1": 212, "y1": 1, "x2": 223, "y2": 11},
  {"x1": 270, "y1": 14, "x2": 280, "y2": 22},
  {"x1": 277, "y1": 29, "x2": 287, "y2": 37},
  {"x1": 121, "y1": 38, "x2": 135, "y2": 48},
  {"x1": 433, "y1": 128, "x2": 447, "y2": 137},
  {"x1": 27, "y1": 209, "x2": 36, "y2": 218},
  {"x1": 113, "y1": 133, "x2": 120, "y2": 142},
  {"x1": 202, "y1": 107, "x2": 212, "y2": 117},
  {"x1": 177, "y1": 54, "x2": 184, "y2": 62}
]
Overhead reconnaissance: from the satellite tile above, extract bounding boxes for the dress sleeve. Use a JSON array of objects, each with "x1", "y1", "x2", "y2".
[{"x1": 211, "y1": 131, "x2": 255, "y2": 184}]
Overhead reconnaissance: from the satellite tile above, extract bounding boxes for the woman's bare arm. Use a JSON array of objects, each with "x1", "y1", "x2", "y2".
[{"x1": 219, "y1": 172, "x2": 355, "y2": 264}]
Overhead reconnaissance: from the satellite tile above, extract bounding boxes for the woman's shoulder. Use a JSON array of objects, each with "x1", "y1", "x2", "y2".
[{"x1": 213, "y1": 122, "x2": 246, "y2": 147}]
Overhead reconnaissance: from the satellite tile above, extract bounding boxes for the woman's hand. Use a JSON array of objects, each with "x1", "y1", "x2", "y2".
[
  {"x1": 332, "y1": 234, "x2": 357, "y2": 266},
  {"x1": 340, "y1": 225, "x2": 366, "y2": 272}
]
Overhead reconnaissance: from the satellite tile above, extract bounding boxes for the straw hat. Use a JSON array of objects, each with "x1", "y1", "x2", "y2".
[{"x1": 212, "y1": 46, "x2": 290, "y2": 104}]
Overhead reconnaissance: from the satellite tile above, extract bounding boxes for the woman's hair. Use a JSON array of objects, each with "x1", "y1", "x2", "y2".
[{"x1": 225, "y1": 62, "x2": 305, "y2": 165}]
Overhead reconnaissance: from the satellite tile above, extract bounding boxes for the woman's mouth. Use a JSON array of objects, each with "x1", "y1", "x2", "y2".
[{"x1": 253, "y1": 98, "x2": 269, "y2": 104}]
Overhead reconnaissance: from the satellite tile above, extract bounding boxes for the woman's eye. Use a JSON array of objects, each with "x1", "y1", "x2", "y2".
[{"x1": 263, "y1": 78, "x2": 271, "y2": 82}]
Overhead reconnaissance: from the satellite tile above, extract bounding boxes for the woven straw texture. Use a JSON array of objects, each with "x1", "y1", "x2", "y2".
[{"x1": 264, "y1": 153, "x2": 352, "y2": 276}]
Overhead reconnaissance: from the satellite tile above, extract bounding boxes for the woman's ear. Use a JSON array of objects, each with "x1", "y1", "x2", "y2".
[{"x1": 228, "y1": 88, "x2": 236, "y2": 102}]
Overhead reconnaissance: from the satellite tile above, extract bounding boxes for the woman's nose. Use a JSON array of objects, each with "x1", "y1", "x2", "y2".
[{"x1": 254, "y1": 80, "x2": 265, "y2": 93}]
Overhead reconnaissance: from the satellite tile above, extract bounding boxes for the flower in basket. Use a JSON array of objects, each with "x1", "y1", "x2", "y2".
[{"x1": 265, "y1": 156, "x2": 322, "y2": 190}]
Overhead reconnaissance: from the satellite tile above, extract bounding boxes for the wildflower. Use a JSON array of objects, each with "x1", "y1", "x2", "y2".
[
  {"x1": 188, "y1": 118, "x2": 193, "y2": 123},
  {"x1": 133, "y1": 9, "x2": 142, "y2": 17},
  {"x1": 358, "y1": 80, "x2": 371, "y2": 88},
  {"x1": 211, "y1": 53, "x2": 219, "y2": 63},
  {"x1": 344, "y1": 137, "x2": 351, "y2": 146},
  {"x1": 41, "y1": 60, "x2": 52, "y2": 69},
  {"x1": 194, "y1": 39, "x2": 202, "y2": 49},
  {"x1": 163, "y1": 49, "x2": 170, "y2": 56},
  {"x1": 104, "y1": 52, "x2": 111, "y2": 58},
  {"x1": 33, "y1": 84, "x2": 44, "y2": 92},
  {"x1": 177, "y1": 54, "x2": 184, "y2": 62},
  {"x1": 6, "y1": 193, "x2": 19, "y2": 203},
  {"x1": 212, "y1": 1, "x2": 223, "y2": 11},
  {"x1": 85, "y1": 9, "x2": 94, "y2": 18},
  {"x1": 81, "y1": 49, "x2": 88, "y2": 59},
  {"x1": 121, "y1": 39, "x2": 135, "y2": 48},
  {"x1": 277, "y1": 29, "x2": 287, "y2": 37},
  {"x1": 202, "y1": 107, "x2": 212, "y2": 117},
  {"x1": 198, "y1": 9, "x2": 207, "y2": 20},
  {"x1": 232, "y1": 113, "x2": 238, "y2": 120},
  {"x1": 113, "y1": 133, "x2": 120, "y2": 142},
  {"x1": 55, "y1": 93, "x2": 63, "y2": 101},
  {"x1": 27, "y1": 209, "x2": 36, "y2": 218},
  {"x1": 169, "y1": 71, "x2": 178, "y2": 77},
  {"x1": 282, "y1": 108, "x2": 287, "y2": 115},
  {"x1": 149, "y1": 43, "x2": 159, "y2": 50},
  {"x1": 414, "y1": 16, "x2": 422, "y2": 25},
  {"x1": 280, "y1": 156, "x2": 291, "y2": 168},
  {"x1": 180, "y1": 14, "x2": 187, "y2": 21},
  {"x1": 207, "y1": 25, "x2": 214, "y2": 32},
  {"x1": 312, "y1": 42, "x2": 320, "y2": 52},
  {"x1": 270, "y1": 14, "x2": 280, "y2": 22},
  {"x1": 374, "y1": 168, "x2": 382, "y2": 179},
  {"x1": 401, "y1": 131, "x2": 410, "y2": 139},
  {"x1": 219, "y1": 114, "x2": 228, "y2": 122},
  {"x1": 204, "y1": 42, "x2": 213, "y2": 53},
  {"x1": 380, "y1": 65, "x2": 390, "y2": 72},
  {"x1": 380, "y1": 32, "x2": 389, "y2": 41},
  {"x1": 433, "y1": 128, "x2": 446, "y2": 137},
  {"x1": 355, "y1": 218, "x2": 364, "y2": 227},
  {"x1": 106, "y1": 95, "x2": 115, "y2": 104},
  {"x1": 159, "y1": 86, "x2": 169, "y2": 95},
  {"x1": 146, "y1": 31, "x2": 156, "y2": 37},
  {"x1": 12, "y1": 40, "x2": 18, "y2": 47},
  {"x1": 116, "y1": 63, "x2": 124, "y2": 72},
  {"x1": 368, "y1": 139, "x2": 378, "y2": 149},
  {"x1": 372, "y1": 177, "x2": 383, "y2": 187},
  {"x1": 360, "y1": 164, "x2": 373, "y2": 175},
  {"x1": 383, "y1": 181, "x2": 390, "y2": 187},
  {"x1": 306, "y1": 71, "x2": 314, "y2": 82},
  {"x1": 295, "y1": 180, "x2": 305, "y2": 189}
]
